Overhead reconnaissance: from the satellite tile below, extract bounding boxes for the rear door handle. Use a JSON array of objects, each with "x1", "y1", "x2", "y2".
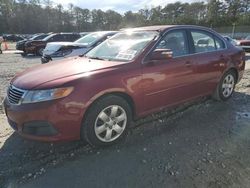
[
  {"x1": 220, "y1": 54, "x2": 226, "y2": 60},
  {"x1": 185, "y1": 61, "x2": 192, "y2": 67}
]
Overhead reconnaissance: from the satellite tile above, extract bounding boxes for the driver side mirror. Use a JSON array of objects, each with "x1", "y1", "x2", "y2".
[{"x1": 149, "y1": 49, "x2": 173, "y2": 61}]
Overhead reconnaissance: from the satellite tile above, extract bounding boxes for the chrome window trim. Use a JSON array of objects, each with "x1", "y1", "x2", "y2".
[
  {"x1": 142, "y1": 26, "x2": 228, "y2": 64},
  {"x1": 188, "y1": 28, "x2": 228, "y2": 53}
]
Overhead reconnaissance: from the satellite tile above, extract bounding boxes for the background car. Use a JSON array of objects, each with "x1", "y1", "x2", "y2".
[
  {"x1": 41, "y1": 31, "x2": 117, "y2": 63},
  {"x1": 24, "y1": 33, "x2": 81, "y2": 56},
  {"x1": 236, "y1": 35, "x2": 250, "y2": 52},
  {"x1": 80, "y1": 32, "x2": 90, "y2": 37},
  {"x1": 16, "y1": 33, "x2": 49, "y2": 56},
  {"x1": 3, "y1": 34, "x2": 24, "y2": 42},
  {"x1": 224, "y1": 36, "x2": 237, "y2": 46}
]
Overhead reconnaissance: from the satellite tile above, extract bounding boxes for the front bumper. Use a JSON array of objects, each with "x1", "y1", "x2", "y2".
[
  {"x1": 16, "y1": 44, "x2": 25, "y2": 51},
  {"x1": 3, "y1": 98, "x2": 84, "y2": 142},
  {"x1": 41, "y1": 55, "x2": 52, "y2": 64},
  {"x1": 238, "y1": 45, "x2": 250, "y2": 51}
]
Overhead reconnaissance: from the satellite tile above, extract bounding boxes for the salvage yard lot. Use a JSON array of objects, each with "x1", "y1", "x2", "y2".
[{"x1": 0, "y1": 53, "x2": 250, "y2": 188}]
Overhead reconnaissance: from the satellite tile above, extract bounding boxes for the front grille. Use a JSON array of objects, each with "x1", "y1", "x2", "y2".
[{"x1": 7, "y1": 85, "x2": 26, "y2": 105}]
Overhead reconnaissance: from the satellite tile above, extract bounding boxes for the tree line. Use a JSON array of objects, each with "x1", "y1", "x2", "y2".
[{"x1": 0, "y1": 0, "x2": 250, "y2": 34}]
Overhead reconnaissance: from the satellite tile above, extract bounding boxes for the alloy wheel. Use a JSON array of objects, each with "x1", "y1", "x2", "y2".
[
  {"x1": 222, "y1": 74, "x2": 235, "y2": 98},
  {"x1": 94, "y1": 105, "x2": 127, "y2": 142}
]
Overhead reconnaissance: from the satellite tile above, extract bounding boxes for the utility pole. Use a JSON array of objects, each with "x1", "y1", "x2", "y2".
[{"x1": 232, "y1": 23, "x2": 236, "y2": 39}]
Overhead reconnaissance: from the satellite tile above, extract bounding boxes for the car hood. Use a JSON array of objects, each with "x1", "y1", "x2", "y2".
[
  {"x1": 238, "y1": 40, "x2": 250, "y2": 43},
  {"x1": 44, "y1": 42, "x2": 87, "y2": 55},
  {"x1": 12, "y1": 57, "x2": 128, "y2": 90}
]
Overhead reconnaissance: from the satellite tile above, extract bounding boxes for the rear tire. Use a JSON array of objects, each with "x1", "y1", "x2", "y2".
[
  {"x1": 21, "y1": 52, "x2": 27, "y2": 57},
  {"x1": 81, "y1": 95, "x2": 132, "y2": 147},
  {"x1": 213, "y1": 70, "x2": 236, "y2": 101}
]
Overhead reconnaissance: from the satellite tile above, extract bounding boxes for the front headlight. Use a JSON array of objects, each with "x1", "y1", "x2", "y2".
[
  {"x1": 22, "y1": 87, "x2": 74, "y2": 104},
  {"x1": 236, "y1": 41, "x2": 241, "y2": 46}
]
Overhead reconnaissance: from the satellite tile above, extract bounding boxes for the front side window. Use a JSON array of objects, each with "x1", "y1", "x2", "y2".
[
  {"x1": 33, "y1": 34, "x2": 48, "y2": 40},
  {"x1": 156, "y1": 30, "x2": 188, "y2": 58},
  {"x1": 44, "y1": 35, "x2": 62, "y2": 42},
  {"x1": 85, "y1": 31, "x2": 158, "y2": 62}
]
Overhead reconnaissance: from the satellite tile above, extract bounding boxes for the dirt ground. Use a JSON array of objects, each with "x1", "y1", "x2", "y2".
[{"x1": 0, "y1": 53, "x2": 250, "y2": 188}]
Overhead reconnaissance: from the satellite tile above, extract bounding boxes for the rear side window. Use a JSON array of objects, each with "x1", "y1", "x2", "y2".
[
  {"x1": 48, "y1": 35, "x2": 63, "y2": 42},
  {"x1": 71, "y1": 34, "x2": 80, "y2": 41},
  {"x1": 35, "y1": 35, "x2": 48, "y2": 40},
  {"x1": 156, "y1": 30, "x2": 188, "y2": 58},
  {"x1": 65, "y1": 34, "x2": 80, "y2": 41},
  {"x1": 190, "y1": 30, "x2": 225, "y2": 53}
]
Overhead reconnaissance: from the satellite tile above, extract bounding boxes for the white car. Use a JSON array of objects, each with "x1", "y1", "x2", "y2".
[
  {"x1": 41, "y1": 31, "x2": 117, "y2": 63},
  {"x1": 224, "y1": 36, "x2": 237, "y2": 46}
]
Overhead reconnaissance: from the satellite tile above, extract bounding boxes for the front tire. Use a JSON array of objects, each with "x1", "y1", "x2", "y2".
[
  {"x1": 37, "y1": 48, "x2": 44, "y2": 56},
  {"x1": 82, "y1": 95, "x2": 132, "y2": 147},
  {"x1": 213, "y1": 70, "x2": 236, "y2": 101}
]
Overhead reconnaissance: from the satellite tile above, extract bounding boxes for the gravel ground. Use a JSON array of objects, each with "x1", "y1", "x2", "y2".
[{"x1": 0, "y1": 53, "x2": 250, "y2": 188}]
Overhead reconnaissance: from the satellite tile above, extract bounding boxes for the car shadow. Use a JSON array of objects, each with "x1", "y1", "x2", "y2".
[
  {"x1": 21, "y1": 54, "x2": 41, "y2": 59},
  {"x1": 1, "y1": 92, "x2": 250, "y2": 187}
]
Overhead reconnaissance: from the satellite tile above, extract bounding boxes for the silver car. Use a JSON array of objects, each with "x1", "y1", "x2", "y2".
[{"x1": 41, "y1": 31, "x2": 117, "y2": 64}]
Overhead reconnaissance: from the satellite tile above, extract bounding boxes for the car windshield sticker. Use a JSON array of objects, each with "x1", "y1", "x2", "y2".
[{"x1": 116, "y1": 50, "x2": 137, "y2": 60}]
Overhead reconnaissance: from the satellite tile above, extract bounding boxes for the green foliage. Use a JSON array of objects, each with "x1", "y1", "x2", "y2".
[{"x1": 0, "y1": 0, "x2": 249, "y2": 34}]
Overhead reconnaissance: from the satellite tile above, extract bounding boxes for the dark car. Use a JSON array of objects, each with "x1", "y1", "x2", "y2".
[
  {"x1": 24, "y1": 33, "x2": 81, "y2": 56},
  {"x1": 41, "y1": 31, "x2": 116, "y2": 64},
  {"x1": 3, "y1": 34, "x2": 24, "y2": 42},
  {"x1": 16, "y1": 34, "x2": 49, "y2": 56},
  {"x1": 4, "y1": 25, "x2": 245, "y2": 147},
  {"x1": 237, "y1": 35, "x2": 250, "y2": 52}
]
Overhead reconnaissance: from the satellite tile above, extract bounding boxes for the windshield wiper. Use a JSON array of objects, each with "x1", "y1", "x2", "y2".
[{"x1": 87, "y1": 56, "x2": 108, "y2": 61}]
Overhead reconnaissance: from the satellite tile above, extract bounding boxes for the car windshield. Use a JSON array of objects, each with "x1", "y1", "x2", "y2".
[
  {"x1": 74, "y1": 32, "x2": 107, "y2": 46},
  {"x1": 85, "y1": 31, "x2": 158, "y2": 62},
  {"x1": 30, "y1": 35, "x2": 39, "y2": 40},
  {"x1": 35, "y1": 34, "x2": 48, "y2": 40},
  {"x1": 246, "y1": 35, "x2": 250, "y2": 40},
  {"x1": 42, "y1": 34, "x2": 55, "y2": 41}
]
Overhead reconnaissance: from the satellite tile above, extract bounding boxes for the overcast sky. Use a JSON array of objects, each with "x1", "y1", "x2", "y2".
[{"x1": 53, "y1": 0, "x2": 201, "y2": 13}]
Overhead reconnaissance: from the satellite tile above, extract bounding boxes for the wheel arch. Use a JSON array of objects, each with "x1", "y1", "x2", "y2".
[
  {"x1": 225, "y1": 67, "x2": 239, "y2": 82},
  {"x1": 82, "y1": 91, "x2": 137, "y2": 123}
]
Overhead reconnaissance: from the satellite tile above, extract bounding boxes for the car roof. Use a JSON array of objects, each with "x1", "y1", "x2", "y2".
[
  {"x1": 121, "y1": 25, "x2": 214, "y2": 33},
  {"x1": 92, "y1": 31, "x2": 117, "y2": 34}
]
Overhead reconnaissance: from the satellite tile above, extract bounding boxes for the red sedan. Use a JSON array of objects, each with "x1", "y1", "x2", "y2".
[
  {"x1": 4, "y1": 25, "x2": 245, "y2": 147},
  {"x1": 237, "y1": 35, "x2": 250, "y2": 52}
]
